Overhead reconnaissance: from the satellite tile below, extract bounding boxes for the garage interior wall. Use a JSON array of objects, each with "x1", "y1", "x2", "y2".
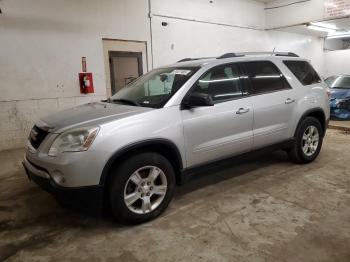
[
  {"x1": 324, "y1": 50, "x2": 350, "y2": 76},
  {"x1": 0, "y1": 0, "x2": 338, "y2": 151},
  {"x1": 151, "y1": 16, "x2": 324, "y2": 73},
  {"x1": 0, "y1": 0, "x2": 151, "y2": 150},
  {"x1": 265, "y1": 0, "x2": 325, "y2": 29}
]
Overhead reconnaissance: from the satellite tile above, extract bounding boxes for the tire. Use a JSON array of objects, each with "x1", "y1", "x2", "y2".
[
  {"x1": 288, "y1": 116, "x2": 323, "y2": 164},
  {"x1": 109, "y1": 152, "x2": 176, "y2": 224}
]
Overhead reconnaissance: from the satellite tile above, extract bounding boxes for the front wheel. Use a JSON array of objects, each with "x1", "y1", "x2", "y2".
[
  {"x1": 109, "y1": 152, "x2": 175, "y2": 224},
  {"x1": 288, "y1": 117, "x2": 323, "y2": 164}
]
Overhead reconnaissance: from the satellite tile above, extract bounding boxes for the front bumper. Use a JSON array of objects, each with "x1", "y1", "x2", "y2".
[{"x1": 23, "y1": 157, "x2": 104, "y2": 213}]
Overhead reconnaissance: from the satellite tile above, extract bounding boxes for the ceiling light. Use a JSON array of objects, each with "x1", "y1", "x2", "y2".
[
  {"x1": 327, "y1": 34, "x2": 350, "y2": 39},
  {"x1": 306, "y1": 24, "x2": 336, "y2": 33},
  {"x1": 310, "y1": 22, "x2": 338, "y2": 30}
]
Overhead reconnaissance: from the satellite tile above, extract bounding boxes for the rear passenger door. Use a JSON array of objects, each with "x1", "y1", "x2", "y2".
[
  {"x1": 181, "y1": 63, "x2": 253, "y2": 167},
  {"x1": 240, "y1": 61, "x2": 296, "y2": 149}
]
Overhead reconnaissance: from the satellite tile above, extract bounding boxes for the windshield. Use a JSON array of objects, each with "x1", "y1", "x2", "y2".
[
  {"x1": 325, "y1": 76, "x2": 350, "y2": 89},
  {"x1": 110, "y1": 67, "x2": 199, "y2": 108}
]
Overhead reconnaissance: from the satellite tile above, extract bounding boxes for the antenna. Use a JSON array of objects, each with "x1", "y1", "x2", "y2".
[{"x1": 272, "y1": 47, "x2": 276, "y2": 56}]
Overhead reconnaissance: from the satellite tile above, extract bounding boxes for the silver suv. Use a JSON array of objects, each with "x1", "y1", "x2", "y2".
[{"x1": 23, "y1": 52, "x2": 330, "y2": 223}]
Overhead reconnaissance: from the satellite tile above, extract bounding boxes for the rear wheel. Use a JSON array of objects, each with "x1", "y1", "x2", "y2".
[
  {"x1": 288, "y1": 117, "x2": 323, "y2": 163},
  {"x1": 109, "y1": 152, "x2": 175, "y2": 224}
]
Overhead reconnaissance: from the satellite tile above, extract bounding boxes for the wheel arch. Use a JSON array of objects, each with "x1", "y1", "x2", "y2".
[
  {"x1": 295, "y1": 108, "x2": 327, "y2": 137},
  {"x1": 99, "y1": 139, "x2": 184, "y2": 187}
]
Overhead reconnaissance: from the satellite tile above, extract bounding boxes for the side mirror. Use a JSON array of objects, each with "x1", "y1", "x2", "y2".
[{"x1": 183, "y1": 92, "x2": 214, "y2": 108}]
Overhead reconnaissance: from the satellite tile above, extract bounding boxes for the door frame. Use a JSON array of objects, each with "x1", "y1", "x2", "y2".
[{"x1": 108, "y1": 51, "x2": 143, "y2": 95}]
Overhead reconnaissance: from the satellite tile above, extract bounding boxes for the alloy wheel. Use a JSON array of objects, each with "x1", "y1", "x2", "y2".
[
  {"x1": 302, "y1": 125, "x2": 319, "y2": 157},
  {"x1": 123, "y1": 166, "x2": 167, "y2": 214}
]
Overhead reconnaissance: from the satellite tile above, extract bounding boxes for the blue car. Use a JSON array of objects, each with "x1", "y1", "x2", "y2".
[{"x1": 325, "y1": 75, "x2": 350, "y2": 120}]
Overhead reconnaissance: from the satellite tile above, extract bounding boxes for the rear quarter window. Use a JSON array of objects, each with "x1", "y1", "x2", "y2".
[{"x1": 283, "y1": 60, "x2": 321, "y2": 86}]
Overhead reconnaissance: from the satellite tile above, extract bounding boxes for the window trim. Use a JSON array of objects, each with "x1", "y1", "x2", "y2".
[
  {"x1": 283, "y1": 60, "x2": 321, "y2": 86},
  {"x1": 181, "y1": 62, "x2": 248, "y2": 106},
  {"x1": 239, "y1": 60, "x2": 292, "y2": 97}
]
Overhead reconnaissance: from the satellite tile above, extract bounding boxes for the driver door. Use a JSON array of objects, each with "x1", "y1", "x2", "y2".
[{"x1": 181, "y1": 63, "x2": 254, "y2": 167}]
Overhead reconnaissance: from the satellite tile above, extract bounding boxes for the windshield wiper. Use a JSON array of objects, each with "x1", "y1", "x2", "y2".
[{"x1": 110, "y1": 98, "x2": 140, "y2": 106}]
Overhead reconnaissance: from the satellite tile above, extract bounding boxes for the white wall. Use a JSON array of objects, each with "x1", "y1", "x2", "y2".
[
  {"x1": 151, "y1": 0, "x2": 267, "y2": 66},
  {"x1": 152, "y1": 0, "x2": 265, "y2": 29},
  {"x1": 265, "y1": 0, "x2": 325, "y2": 29},
  {"x1": 0, "y1": 0, "x2": 151, "y2": 150},
  {"x1": 152, "y1": 16, "x2": 267, "y2": 67},
  {"x1": 151, "y1": 0, "x2": 324, "y2": 72},
  {"x1": 324, "y1": 50, "x2": 350, "y2": 77},
  {"x1": 152, "y1": 16, "x2": 324, "y2": 73}
]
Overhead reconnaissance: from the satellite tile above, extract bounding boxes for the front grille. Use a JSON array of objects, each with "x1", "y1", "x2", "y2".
[{"x1": 29, "y1": 125, "x2": 49, "y2": 149}]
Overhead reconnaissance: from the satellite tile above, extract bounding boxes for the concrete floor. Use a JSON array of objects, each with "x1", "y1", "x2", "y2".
[
  {"x1": 329, "y1": 120, "x2": 350, "y2": 131},
  {"x1": 1, "y1": 129, "x2": 350, "y2": 262}
]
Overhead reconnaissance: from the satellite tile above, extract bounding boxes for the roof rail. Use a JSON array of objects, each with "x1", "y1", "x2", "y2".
[
  {"x1": 177, "y1": 52, "x2": 299, "y2": 62},
  {"x1": 217, "y1": 52, "x2": 299, "y2": 59},
  {"x1": 274, "y1": 52, "x2": 299, "y2": 57},
  {"x1": 177, "y1": 58, "x2": 192, "y2": 62},
  {"x1": 176, "y1": 57, "x2": 213, "y2": 63},
  {"x1": 217, "y1": 53, "x2": 244, "y2": 59}
]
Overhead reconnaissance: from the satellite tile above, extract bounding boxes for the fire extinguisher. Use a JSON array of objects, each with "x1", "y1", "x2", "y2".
[
  {"x1": 79, "y1": 57, "x2": 94, "y2": 94},
  {"x1": 79, "y1": 72, "x2": 94, "y2": 94}
]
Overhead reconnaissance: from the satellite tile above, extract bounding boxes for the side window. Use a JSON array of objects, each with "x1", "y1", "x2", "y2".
[
  {"x1": 283, "y1": 60, "x2": 321, "y2": 86},
  {"x1": 242, "y1": 61, "x2": 290, "y2": 95},
  {"x1": 192, "y1": 64, "x2": 243, "y2": 103}
]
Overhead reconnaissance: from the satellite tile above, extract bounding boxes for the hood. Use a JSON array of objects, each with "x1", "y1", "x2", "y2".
[
  {"x1": 330, "y1": 88, "x2": 350, "y2": 100},
  {"x1": 39, "y1": 102, "x2": 153, "y2": 133}
]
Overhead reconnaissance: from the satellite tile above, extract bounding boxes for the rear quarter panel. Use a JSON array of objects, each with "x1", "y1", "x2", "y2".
[{"x1": 276, "y1": 59, "x2": 330, "y2": 137}]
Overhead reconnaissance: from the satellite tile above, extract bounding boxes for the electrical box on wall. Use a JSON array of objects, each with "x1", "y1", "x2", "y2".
[
  {"x1": 79, "y1": 72, "x2": 94, "y2": 94},
  {"x1": 79, "y1": 57, "x2": 94, "y2": 94}
]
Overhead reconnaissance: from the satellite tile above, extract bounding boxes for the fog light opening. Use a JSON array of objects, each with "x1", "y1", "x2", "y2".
[{"x1": 51, "y1": 171, "x2": 66, "y2": 185}]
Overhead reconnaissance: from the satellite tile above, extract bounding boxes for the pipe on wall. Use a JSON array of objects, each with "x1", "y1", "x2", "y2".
[{"x1": 265, "y1": 0, "x2": 311, "y2": 10}]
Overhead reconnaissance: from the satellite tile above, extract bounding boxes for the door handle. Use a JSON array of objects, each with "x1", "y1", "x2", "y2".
[
  {"x1": 285, "y1": 98, "x2": 295, "y2": 104},
  {"x1": 236, "y1": 108, "x2": 250, "y2": 115}
]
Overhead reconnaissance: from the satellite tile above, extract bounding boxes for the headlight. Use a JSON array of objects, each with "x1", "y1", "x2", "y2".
[{"x1": 48, "y1": 126, "x2": 99, "y2": 157}]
